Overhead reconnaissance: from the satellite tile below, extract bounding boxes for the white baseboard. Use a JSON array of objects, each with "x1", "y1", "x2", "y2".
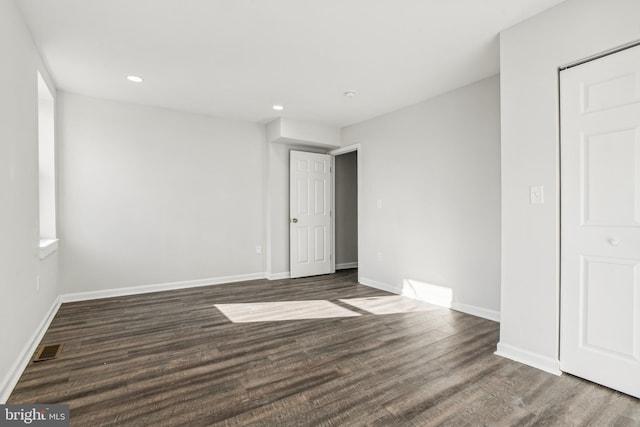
[
  {"x1": 495, "y1": 342, "x2": 562, "y2": 376},
  {"x1": 336, "y1": 262, "x2": 358, "y2": 270},
  {"x1": 0, "y1": 297, "x2": 62, "y2": 404},
  {"x1": 359, "y1": 277, "x2": 501, "y2": 323},
  {"x1": 359, "y1": 277, "x2": 402, "y2": 294},
  {"x1": 266, "y1": 272, "x2": 291, "y2": 280},
  {"x1": 451, "y1": 302, "x2": 500, "y2": 322},
  {"x1": 60, "y1": 272, "x2": 266, "y2": 303}
]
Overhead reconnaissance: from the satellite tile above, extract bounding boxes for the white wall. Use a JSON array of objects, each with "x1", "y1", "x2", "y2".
[
  {"x1": 498, "y1": 0, "x2": 640, "y2": 372},
  {"x1": 58, "y1": 93, "x2": 266, "y2": 293},
  {"x1": 266, "y1": 143, "x2": 291, "y2": 276},
  {"x1": 335, "y1": 151, "x2": 358, "y2": 266},
  {"x1": 0, "y1": 0, "x2": 59, "y2": 402},
  {"x1": 267, "y1": 118, "x2": 341, "y2": 148},
  {"x1": 342, "y1": 75, "x2": 501, "y2": 317}
]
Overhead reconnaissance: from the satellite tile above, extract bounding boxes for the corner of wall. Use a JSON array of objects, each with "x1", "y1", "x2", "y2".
[
  {"x1": 495, "y1": 342, "x2": 561, "y2": 376},
  {"x1": 0, "y1": 297, "x2": 62, "y2": 403}
]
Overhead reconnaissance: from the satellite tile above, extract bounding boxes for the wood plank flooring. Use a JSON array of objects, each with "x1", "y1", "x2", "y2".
[{"x1": 8, "y1": 270, "x2": 640, "y2": 426}]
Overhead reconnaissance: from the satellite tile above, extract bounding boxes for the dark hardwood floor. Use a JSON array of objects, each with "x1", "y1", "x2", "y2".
[{"x1": 8, "y1": 270, "x2": 640, "y2": 426}]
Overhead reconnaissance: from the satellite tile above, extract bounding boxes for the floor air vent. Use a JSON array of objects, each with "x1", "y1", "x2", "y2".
[{"x1": 33, "y1": 344, "x2": 63, "y2": 362}]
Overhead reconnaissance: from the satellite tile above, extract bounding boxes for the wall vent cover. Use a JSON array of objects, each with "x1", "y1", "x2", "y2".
[{"x1": 33, "y1": 344, "x2": 63, "y2": 362}]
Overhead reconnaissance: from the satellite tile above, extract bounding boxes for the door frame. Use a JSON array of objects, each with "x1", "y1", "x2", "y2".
[{"x1": 328, "y1": 143, "x2": 361, "y2": 283}]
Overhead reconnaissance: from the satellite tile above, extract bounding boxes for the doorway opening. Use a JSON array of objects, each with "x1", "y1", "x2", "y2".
[
  {"x1": 286, "y1": 144, "x2": 361, "y2": 281},
  {"x1": 330, "y1": 144, "x2": 361, "y2": 282},
  {"x1": 333, "y1": 150, "x2": 358, "y2": 270}
]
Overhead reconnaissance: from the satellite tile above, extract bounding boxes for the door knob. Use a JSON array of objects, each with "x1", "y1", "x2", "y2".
[
  {"x1": 291, "y1": 218, "x2": 298, "y2": 223},
  {"x1": 608, "y1": 238, "x2": 620, "y2": 246}
]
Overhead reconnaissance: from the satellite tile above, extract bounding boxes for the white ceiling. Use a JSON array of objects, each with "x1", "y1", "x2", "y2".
[{"x1": 17, "y1": 0, "x2": 566, "y2": 127}]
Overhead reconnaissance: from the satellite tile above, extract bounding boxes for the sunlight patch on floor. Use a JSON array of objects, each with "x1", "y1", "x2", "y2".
[
  {"x1": 214, "y1": 300, "x2": 361, "y2": 323},
  {"x1": 339, "y1": 295, "x2": 441, "y2": 315}
]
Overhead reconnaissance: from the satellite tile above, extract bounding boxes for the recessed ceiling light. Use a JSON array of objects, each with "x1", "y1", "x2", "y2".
[
  {"x1": 126, "y1": 75, "x2": 144, "y2": 83},
  {"x1": 272, "y1": 105, "x2": 284, "y2": 111},
  {"x1": 344, "y1": 90, "x2": 357, "y2": 98}
]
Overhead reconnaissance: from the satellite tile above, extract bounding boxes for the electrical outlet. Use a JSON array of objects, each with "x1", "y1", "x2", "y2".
[
  {"x1": 377, "y1": 199, "x2": 383, "y2": 209},
  {"x1": 37, "y1": 276, "x2": 40, "y2": 292},
  {"x1": 377, "y1": 252, "x2": 383, "y2": 261},
  {"x1": 255, "y1": 245, "x2": 262, "y2": 254}
]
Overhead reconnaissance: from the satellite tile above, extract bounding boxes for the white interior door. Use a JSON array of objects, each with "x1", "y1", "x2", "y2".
[
  {"x1": 290, "y1": 150, "x2": 332, "y2": 278},
  {"x1": 560, "y1": 44, "x2": 640, "y2": 398}
]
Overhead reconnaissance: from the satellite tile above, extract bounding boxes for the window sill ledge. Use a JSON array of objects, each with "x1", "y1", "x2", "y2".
[{"x1": 39, "y1": 239, "x2": 58, "y2": 259}]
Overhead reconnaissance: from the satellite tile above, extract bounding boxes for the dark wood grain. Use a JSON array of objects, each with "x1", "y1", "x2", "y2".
[{"x1": 8, "y1": 270, "x2": 640, "y2": 426}]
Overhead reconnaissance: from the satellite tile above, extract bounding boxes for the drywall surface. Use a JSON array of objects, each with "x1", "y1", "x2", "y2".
[
  {"x1": 335, "y1": 151, "x2": 358, "y2": 266},
  {"x1": 342, "y1": 75, "x2": 501, "y2": 314},
  {"x1": 267, "y1": 118, "x2": 341, "y2": 148},
  {"x1": 499, "y1": 0, "x2": 640, "y2": 370},
  {"x1": 58, "y1": 93, "x2": 266, "y2": 293},
  {"x1": 0, "y1": 0, "x2": 59, "y2": 401},
  {"x1": 266, "y1": 143, "x2": 291, "y2": 276}
]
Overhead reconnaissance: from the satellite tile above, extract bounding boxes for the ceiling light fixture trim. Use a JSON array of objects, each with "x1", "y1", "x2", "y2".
[{"x1": 126, "y1": 75, "x2": 144, "y2": 83}]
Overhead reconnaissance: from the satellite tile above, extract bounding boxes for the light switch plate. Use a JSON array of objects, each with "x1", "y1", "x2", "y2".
[{"x1": 530, "y1": 185, "x2": 544, "y2": 204}]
